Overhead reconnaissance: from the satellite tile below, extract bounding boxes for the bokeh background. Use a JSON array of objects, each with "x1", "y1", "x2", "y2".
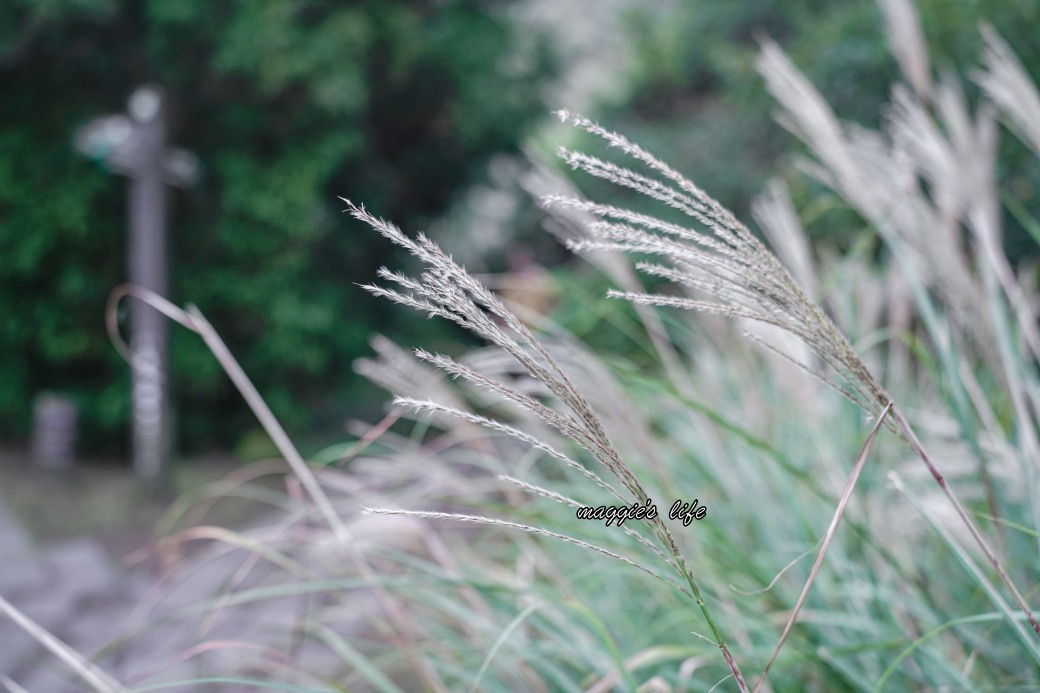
[
  {"x1": 2, "y1": 0, "x2": 1036, "y2": 463},
  {"x1": 4, "y1": 1, "x2": 1040, "y2": 691}
]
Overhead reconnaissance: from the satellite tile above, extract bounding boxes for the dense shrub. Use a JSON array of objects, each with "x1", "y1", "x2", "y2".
[{"x1": 0, "y1": 0, "x2": 556, "y2": 452}]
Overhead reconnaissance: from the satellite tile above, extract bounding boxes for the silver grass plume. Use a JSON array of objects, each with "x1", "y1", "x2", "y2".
[
  {"x1": 549, "y1": 106, "x2": 1040, "y2": 648},
  {"x1": 341, "y1": 196, "x2": 751, "y2": 690},
  {"x1": 549, "y1": 109, "x2": 893, "y2": 427}
]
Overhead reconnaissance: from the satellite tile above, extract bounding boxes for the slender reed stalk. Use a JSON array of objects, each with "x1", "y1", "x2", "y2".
[
  {"x1": 753, "y1": 401, "x2": 891, "y2": 692},
  {"x1": 0, "y1": 595, "x2": 126, "y2": 693},
  {"x1": 342, "y1": 199, "x2": 751, "y2": 690},
  {"x1": 105, "y1": 284, "x2": 452, "y2": 692},
  {"x1": 550, "y1": 106, "x2": 1040, "y2": 685}
]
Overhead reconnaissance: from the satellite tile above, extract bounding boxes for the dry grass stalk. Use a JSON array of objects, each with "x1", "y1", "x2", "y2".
[
  {"x1": 878, "y1": 0, "x2": 931, "y2": 101},
  {"x1": 754, "y1": 5, "x2": 1040, "y2": 639},
  {"x1": 754, "y1": 401, "x2": 892, "y2": 692},
  {"x1": 977, "y1": 24, "x2": 1040, "y2": 157},
  {"x1": 551, "y1": 110, "x2": 892, "y2": 425},
  {"x1": 0, "y1": 595, "x2": 126, "y2": 693},
  {"x1": 550, "y1": 95, "x2": 1040, "y2": 682},
  {"x1": 105, "y1": 284, "x2": 453, "y2": 692},
  {"x1": 342, "y1": 198, "x2": 752, "y2": 690}
]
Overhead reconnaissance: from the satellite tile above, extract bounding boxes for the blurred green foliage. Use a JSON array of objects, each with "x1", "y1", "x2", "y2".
[
  {"x1": 0, "y1": 0, "x2": 555, "y2": 453},
  {"x1": 599, "y1": 0, "x2": 1040, "y2": 255}
]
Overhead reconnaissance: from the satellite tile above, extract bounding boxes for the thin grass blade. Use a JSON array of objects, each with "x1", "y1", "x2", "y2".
[
  {"x1": 0, "y1": 594, "x2": 126, "y2": 693},
  {"x1": 753, "y1": 401, "x2": 892, "y2": 692}
]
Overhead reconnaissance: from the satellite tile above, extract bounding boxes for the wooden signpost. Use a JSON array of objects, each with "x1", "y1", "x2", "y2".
[{"x1": 75, "y1": 85, "x2": 198, "y2": 482}]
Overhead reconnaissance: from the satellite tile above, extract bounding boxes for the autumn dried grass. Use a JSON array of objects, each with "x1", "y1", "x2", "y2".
[
  {"x1": 341, "y1": 197, "x2": 751, "y2": 688},
  {"x1": 343, "y1": 1, "x2": 1040, "y2": 687},
  {"x1": 5, "y1": 0, "x2": 1040, "y2": 690}
]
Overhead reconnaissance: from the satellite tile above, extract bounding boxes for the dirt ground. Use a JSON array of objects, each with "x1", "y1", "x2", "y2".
[{"x1": 0, "y1": 446, "x2": 283, "y2": 558}]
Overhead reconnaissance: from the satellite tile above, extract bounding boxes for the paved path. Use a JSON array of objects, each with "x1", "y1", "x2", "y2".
[
  {"x1": 0, "y1": 475, "x2": 435, "y2": 693},
  {"x1": 1, "y1": 496, "x2": 213, "y2": 691},
  {"x1": 0, "y1": 494, "x2": 351, "y2": 693},
  {"x1": 1, "y1": 498, "x2": 137, "y2": 691}
]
